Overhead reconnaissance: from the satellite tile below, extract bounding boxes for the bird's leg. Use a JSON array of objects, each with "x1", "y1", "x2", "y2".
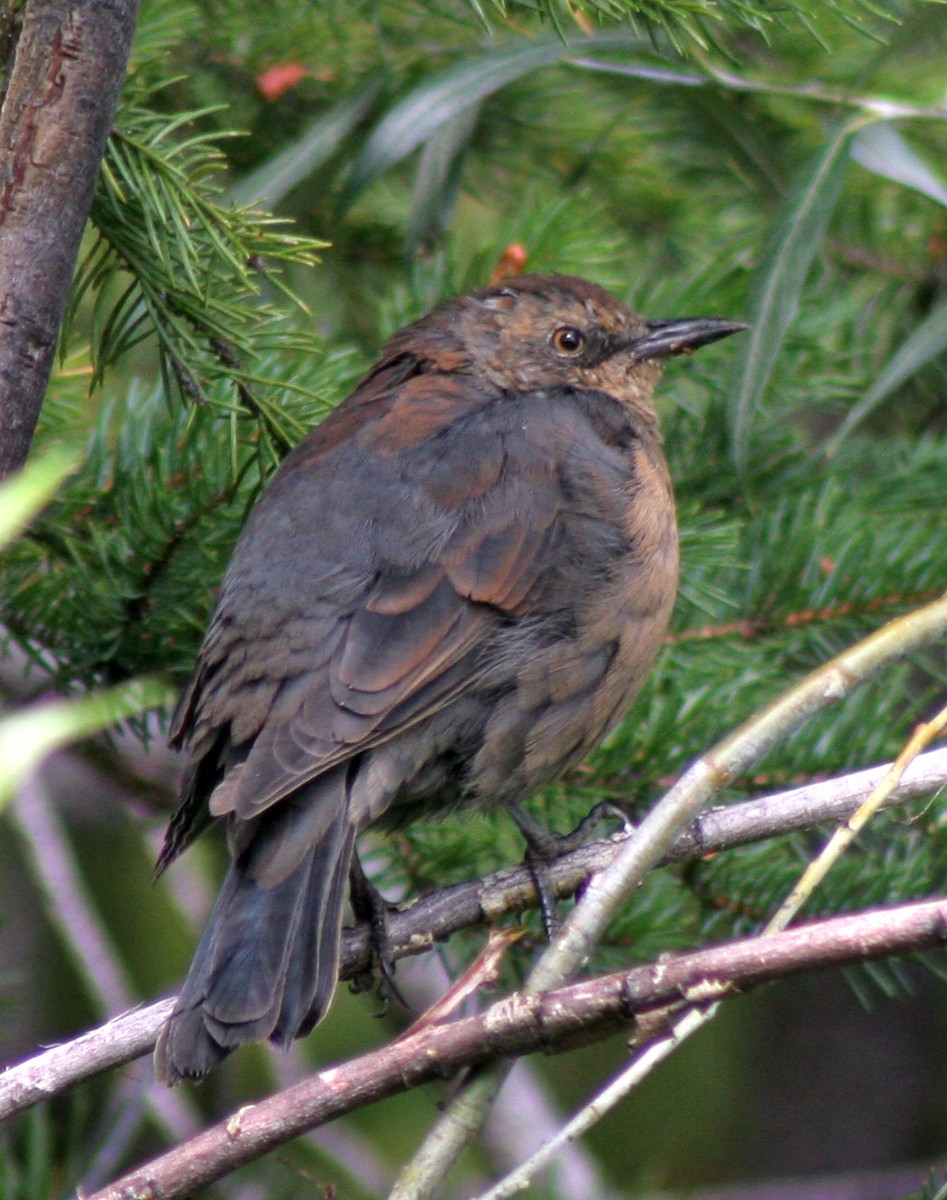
[
  {"x1": 509, "y1": 802, "x2": 635, "y2": 939},
  {"x1": 347, "y1": 852, "x2": 407, "y2": 1010},
  {"x1": 509, "y1": 804, "x2": 567, "y2": 938}
]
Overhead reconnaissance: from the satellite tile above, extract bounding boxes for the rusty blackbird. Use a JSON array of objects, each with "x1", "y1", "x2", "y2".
[{"x1": 154, "y1": 273, "x2": 744, "y2": 1083}]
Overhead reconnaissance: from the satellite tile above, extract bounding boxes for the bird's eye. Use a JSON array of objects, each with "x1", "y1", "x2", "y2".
[{"x1": 550, "y1": 326, "x2": 586, "y2": 356}]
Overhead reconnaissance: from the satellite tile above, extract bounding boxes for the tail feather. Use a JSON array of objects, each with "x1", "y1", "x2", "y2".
[
  {"x1": 276, "y1": 817, "x2": 355, "y2": 1042},
  {"x1": 154, "y1": 784, "x2": 356, "y2": 1084}
]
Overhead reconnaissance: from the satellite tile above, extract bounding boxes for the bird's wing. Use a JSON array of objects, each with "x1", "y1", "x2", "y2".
[{"x1": 162, "y1": 372, "x2": 590, "y2": 861}]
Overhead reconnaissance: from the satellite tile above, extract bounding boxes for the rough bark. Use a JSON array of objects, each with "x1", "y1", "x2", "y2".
[{"x1": 0, "y1": 0, "x2": 139, "y2": 478}]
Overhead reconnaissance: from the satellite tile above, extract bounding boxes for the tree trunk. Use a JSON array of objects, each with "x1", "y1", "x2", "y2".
[{"x1": 0, "y1": 0, "x2": 140, "y2": 478}]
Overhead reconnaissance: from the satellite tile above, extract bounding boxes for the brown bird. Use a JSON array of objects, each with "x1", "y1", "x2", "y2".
[{"x1": 154, "y1": 273, "x2": 744, "y2": 1083}]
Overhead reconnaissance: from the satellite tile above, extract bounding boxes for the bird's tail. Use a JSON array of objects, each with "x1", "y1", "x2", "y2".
[{"x1": 154, "y1": 788, "x2": 356, "y2": 1085}]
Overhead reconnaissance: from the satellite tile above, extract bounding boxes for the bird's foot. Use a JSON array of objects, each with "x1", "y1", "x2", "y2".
[
  {"x1": 347, "y1": 853, "x2": 407, "y2": 1012},
  {"x1": 509, "y1": 802, "x2": 634, "y2": 938},
  {"x1": 561, "y1": 801, "x2": 635, "y2": 848}
]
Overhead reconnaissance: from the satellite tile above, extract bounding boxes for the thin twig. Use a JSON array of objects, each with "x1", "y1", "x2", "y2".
[
  {"x1": 12, "y1": 772, "x2": 136, "y2": 1013},
  {"x1": 485, "y1": 1059, "x2": 612, "y2": 1200},
  {"x1": 769, "y1": 702, "x2": 947, "y2": 933},
  {"x1": 533, "y1": 599, "x2": 947, "y2": 997},
  {"x1": 475, "y1": 1005, "x2": 708, "y2": 1200}
]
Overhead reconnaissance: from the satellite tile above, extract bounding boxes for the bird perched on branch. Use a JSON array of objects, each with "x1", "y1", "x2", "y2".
[{"x1": 154, "y1": 272, "x2": 744, "y2": 1084}]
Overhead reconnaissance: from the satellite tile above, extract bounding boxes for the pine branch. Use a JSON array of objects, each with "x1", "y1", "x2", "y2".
[
  {"x1": 79, "y1": 80, "x2": 327, "y2": 451},
  {"x1": 437, "y1": 0, "x2": 890, "y2": 49}
]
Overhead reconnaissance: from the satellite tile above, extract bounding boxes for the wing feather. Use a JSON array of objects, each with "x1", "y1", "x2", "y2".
[{"x1": 167, "y1": 375, "x2": 587, "y2": 849}]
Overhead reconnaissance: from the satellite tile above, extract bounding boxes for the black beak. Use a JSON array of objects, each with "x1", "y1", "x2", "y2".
[{"x1": 630, "y1": 317, "x2": 747, "y2": 361}]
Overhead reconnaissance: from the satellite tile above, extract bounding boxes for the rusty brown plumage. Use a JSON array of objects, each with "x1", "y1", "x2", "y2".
[{"x1": 154, "y1": 273, "x2": 744, "y2": 1083}]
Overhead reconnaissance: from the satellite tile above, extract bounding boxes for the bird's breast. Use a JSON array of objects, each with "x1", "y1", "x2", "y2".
[{"x1": 466, "y1": 434, "x2": 678, "y2": 805}]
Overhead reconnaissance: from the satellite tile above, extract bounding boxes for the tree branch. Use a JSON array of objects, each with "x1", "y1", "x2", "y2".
[
  {"x1": 0, "y1": 0, "x2": 140, "y2": 478},
  {"x1": 2, "y1": 745, "x2": 944, "y2": 1122},
  {"x1": 85, "y1": 898, "x2": 947, "y2": 1200}
]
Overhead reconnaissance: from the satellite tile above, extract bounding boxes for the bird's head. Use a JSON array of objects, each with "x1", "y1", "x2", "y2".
[{"x1": 388, "y1": 273, "x2": 745, "y2": 422}]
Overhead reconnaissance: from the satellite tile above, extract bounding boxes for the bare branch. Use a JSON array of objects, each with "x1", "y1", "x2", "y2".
[
  {"x1": 0, "y1": 998, "x2": 174, "y2": 1121},
  {"x1": 2, "y1": 745, "x2": 945, "y2": 1121},
  {"x1": 85, "y1": 898, "x2": 947, "y2": 1200}
]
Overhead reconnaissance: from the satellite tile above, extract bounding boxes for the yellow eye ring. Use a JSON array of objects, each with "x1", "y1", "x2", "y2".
[{"x1": 550, "y1": 326, "x2": 586, "y2": 355}]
